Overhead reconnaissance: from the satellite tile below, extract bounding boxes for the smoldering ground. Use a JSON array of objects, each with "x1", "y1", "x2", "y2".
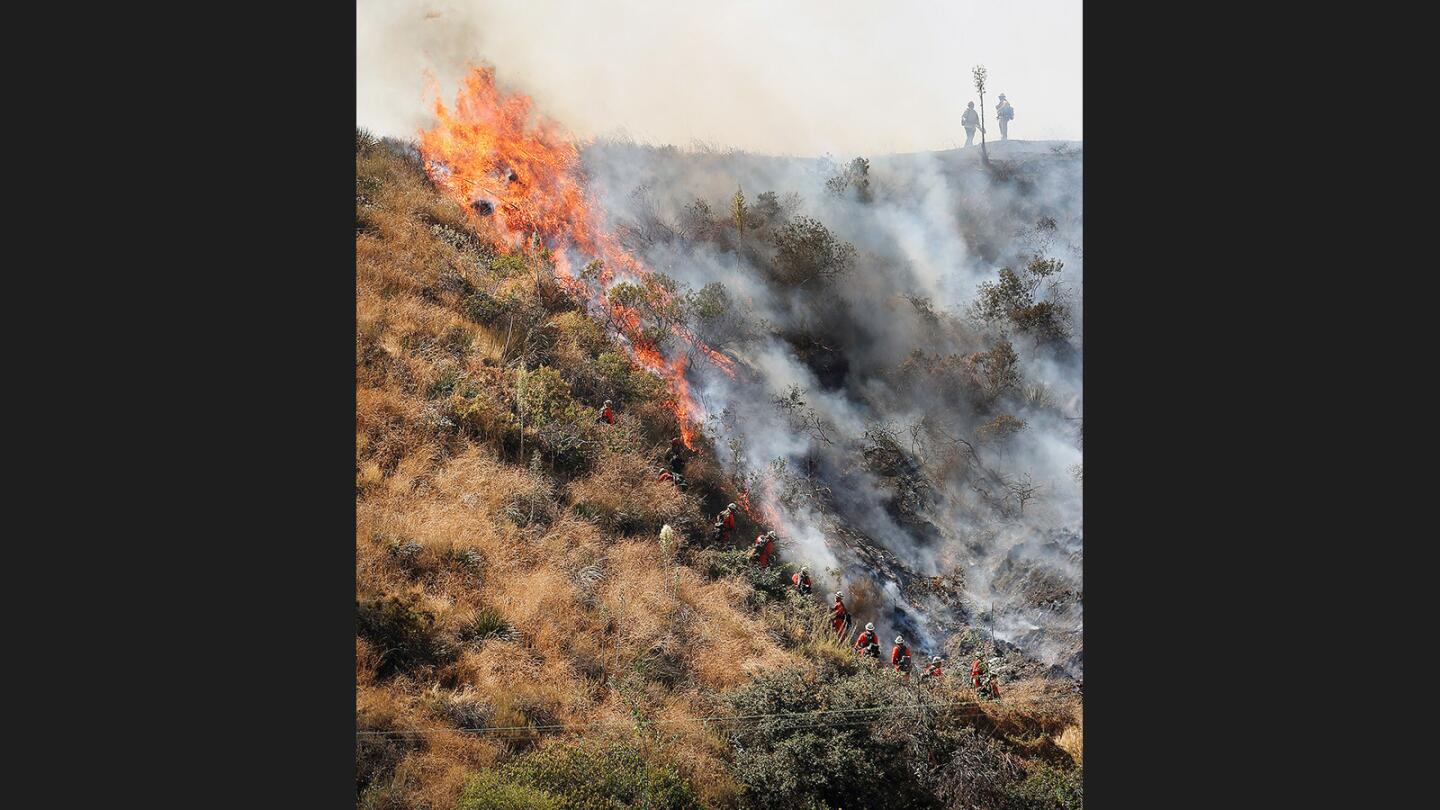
[{"x1": 577, "y1": 140, "x2": 1083, "y2": 675}]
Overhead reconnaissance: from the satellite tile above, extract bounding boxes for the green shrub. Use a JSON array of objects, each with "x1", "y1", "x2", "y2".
[
  {"x1": 724, "y1": 667, "x2": 933, "y2": 810},
  {"x1": 464, "y1": 289, "x2": 516, "y2": 324},
  {"x1": 502, "y1": 741, "x2": 700, "y2": 810},
  {"x1": 458, "y1": 772, "x2": 564, "y2": 810},
  {"x1": 1005, "y1": 763, "x2": 1083, "y2": 810},
  {"x1": 491, "y1": 253, "x2": 530, "y2": 278},
  {"x1": 459, "y1": 605, "x2": 514, "y2": 643}
]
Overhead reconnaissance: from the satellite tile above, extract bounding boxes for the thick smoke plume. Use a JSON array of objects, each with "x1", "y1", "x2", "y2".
[{"x1": 579, "y1": 138, "x2": 1083, "y2": 675}]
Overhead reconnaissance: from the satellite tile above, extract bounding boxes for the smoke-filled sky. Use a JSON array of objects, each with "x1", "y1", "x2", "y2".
[{"x1": 357, "y1": 0, "x2": 1083, "y2": 156}]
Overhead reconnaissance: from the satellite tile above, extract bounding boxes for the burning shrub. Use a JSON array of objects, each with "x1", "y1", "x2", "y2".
[{"x1": 605, "y1": 274, "x2": 685, "y2": 351}]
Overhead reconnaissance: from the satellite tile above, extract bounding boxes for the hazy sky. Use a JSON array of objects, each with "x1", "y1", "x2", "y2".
[{"x1": 357, "y1": 0, "x2": 1082, "y2": 156}]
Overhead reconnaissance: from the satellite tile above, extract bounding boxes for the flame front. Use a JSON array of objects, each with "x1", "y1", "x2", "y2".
[{"x1": 418, "y1": 66, "x2": 733, "y2": 448}]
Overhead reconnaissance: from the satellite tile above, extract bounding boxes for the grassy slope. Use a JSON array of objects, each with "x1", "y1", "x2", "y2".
[{"x1": 355, "y1": 131, "x2": 1080, "y2": 810}]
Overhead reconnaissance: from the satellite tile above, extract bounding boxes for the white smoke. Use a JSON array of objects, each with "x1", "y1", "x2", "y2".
[
  {"x1": 357, "y1": 0, "x2": 1084, "y2": 154},
  {"x1": 574, "y1": 139, "x2": 1083, "y2": 673}
]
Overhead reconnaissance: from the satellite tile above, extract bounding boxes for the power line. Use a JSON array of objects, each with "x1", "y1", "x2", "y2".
[{"x1": 355, "y1": 692, "x2": 1078, "y2": 737}]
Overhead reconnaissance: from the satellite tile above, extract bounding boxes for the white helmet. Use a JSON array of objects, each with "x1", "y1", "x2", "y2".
[
  {"x1": 800, "y1": 566, "x2": 809, "y2": 574},
  {"x1": 834, "y1": 591, "x2": 844, "y2": 599},
  {"x1": 767, "y1": 530, "x2": 777, "y2": 538},
  {"x1": 727, "y1": 503, "x2": 737, "y2": 511},
  {"x1": 895, "y1": 636, "x2": 905, "y2": 645},
  {"x1": 865, "y1": 622, "x2": 874, "y2": 631},
  {"x1": 931, "y1": 656, "x2": 942, "y2": 663}
]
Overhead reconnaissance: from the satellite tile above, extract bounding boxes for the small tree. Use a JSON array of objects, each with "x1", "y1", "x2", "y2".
[
  {"x1": 731, "y1": 185, "x2": 748, "y2": 236},
  {"x1": 973, "y1": 64, "x2": 989, "y2": 164}
]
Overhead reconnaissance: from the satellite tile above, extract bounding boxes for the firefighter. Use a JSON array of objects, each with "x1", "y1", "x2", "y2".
[
  {"x1": 791, "y1": 566, "x2": 812, "y2": 595},
  {"x1": 891, "y1": 636, "x2": 912, "y2": 675},
  {"x1": 829, "y1": 592, "x2": 849, "y2": 635},
  {"x1": 962, "y1": 101, "x2": 981, "y2": 146},
  {"x1": 970, "y1": 658, "x2": 985, "y2": 689},
  {"x1": 752, "y1": 531, "x2": 776, "y2": 568},
  {"x1": 854, "y1": 622, "x2": 881, "y2": 659},
  {"x1": 713, "y1": 504, "x2": 737, "y2": 545},
  {"x1": 996, "y1": 94, "x2": 1014, "y2": 141},
  {"x1": 984, "y1": 673, "x2": 1001, "y2": 701},
  {"x1": 596, "y1": 400, "x2": 615, "y2": 424},
  {"x1": 921, "y1": 655, "x2": 944, "y2": 681},
  {"x1": 665, "y1": 437, "x2": 687, "y2": 473}
]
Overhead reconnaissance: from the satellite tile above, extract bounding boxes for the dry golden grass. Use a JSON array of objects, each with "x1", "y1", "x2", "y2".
[
  {"x1": 568, "y1": 450, "x2": 699, "y2": 534},
  {"x1": 1055, "y1": 720, "x2": 1082, "y2": 765}
]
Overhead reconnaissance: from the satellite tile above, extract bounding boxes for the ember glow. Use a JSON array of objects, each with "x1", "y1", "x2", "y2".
[{"x1": 418, "y1": 65, "x2": 733, "y2": 448}]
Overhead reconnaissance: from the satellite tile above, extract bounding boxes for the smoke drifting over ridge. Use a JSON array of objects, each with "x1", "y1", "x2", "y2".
[{"x1": 358, "y1": 0, "x2": 1084, "y2": 156}]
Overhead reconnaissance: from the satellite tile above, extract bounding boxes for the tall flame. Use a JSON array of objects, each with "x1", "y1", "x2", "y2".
[{"x1": 418, "y1": 66, "x2": 734, "y2": 448}]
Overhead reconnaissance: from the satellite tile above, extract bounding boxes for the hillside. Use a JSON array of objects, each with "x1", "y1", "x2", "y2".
[
  {"x1": 357, "y1": 61, "x2": 1082, "y2": 807},
  {"x1": 357, "y1": 126, "x2": 1082, "y2": 807}
]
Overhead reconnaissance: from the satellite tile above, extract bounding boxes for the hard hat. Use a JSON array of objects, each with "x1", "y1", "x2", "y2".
[
  {"x1": 931, "y1": 656, "x2": 942, "y2": 663},
  {"x1": 800, "y1": 566, "x2": 809, "y2": 573},
  {"x1": 604, "y1": 399, "x2": 612, "y2": 404},
  {"x1": 865, "y1": 622, "x2": 874, "y2": 631},
  {"x1": 895, "y1": 636, "x2": 905, "y2": 645},
  {"x1": 728, "y1": 503, "x2": 737, "y2": 511},
  {"x1": 767, "y1": 530, "x2": 777, "y2": 538},
  {"x1": 835, "y1": 591, "x2": 844, "y2": 599}
]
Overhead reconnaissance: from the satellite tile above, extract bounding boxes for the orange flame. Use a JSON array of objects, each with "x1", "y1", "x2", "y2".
[
  {"x1": 418, "y1": 65, "x2": 735, "y2": 448},
  {"x1": 735, "y1": 475, "x2": 785, "y2": 530}
]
